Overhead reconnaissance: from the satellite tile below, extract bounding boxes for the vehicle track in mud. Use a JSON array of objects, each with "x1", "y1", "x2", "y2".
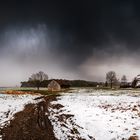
[{"x1": 1, "y1": 95, "x2": 57, "y2": 140}]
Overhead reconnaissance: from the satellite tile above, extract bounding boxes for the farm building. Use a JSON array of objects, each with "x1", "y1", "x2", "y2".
[{"x1": 48, "y1": 80, "x2": 61, "y2": 91}]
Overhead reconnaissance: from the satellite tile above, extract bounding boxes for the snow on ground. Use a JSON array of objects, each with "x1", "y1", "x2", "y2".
[
  {"x1": 49, "y1": 90, "x2": 140, "y2": 140},
  {"x1": 0, "y1": 93, "x2": 42, "y2": 129}
]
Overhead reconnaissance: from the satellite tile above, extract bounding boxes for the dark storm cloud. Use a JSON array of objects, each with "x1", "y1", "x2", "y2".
[
  {"x1": 1, "y1": 1, "x2": 140, "y2": 59},
  {"x1": 45, "y1": 0, "x2": 140, "y2": 68},
  {"x1": 0, "y1": 1, "x2": 140, "y2": 85}
]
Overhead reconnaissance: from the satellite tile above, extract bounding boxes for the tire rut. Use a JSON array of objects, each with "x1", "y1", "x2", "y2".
[{"x1": 1, "y1": 96, "x2": 57, "y2": 140}]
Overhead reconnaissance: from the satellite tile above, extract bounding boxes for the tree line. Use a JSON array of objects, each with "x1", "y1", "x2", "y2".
[
  {"x1": 21, "y1": 71, "x2": 100, "y2": 90},
  {"x1": 21, "y1": 71, "x2": 140, "y2": 89}
]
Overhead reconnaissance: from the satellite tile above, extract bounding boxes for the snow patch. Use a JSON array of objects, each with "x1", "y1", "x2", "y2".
[
  {"x1": 0, "y1": 94, "x2": 42, "y2": 128},
  {"x1": 49, "y1": 91, "x2": 140, "y2": 140}
]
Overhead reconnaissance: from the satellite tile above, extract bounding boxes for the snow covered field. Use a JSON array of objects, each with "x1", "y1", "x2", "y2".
[
  {"x1": 0, "y1": 94, "x2": 42, "y2": 129},
  {"x1": 49, "y1": 89, "x2": 140, "y2": 140}
]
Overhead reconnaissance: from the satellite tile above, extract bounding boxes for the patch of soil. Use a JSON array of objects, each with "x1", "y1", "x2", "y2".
[
  {"x1": 128, "y1": 135, "x2": 139, "y2": 140},
  {"x1": 1, "y1": 95, "x2": 58, "y2": 140},
  {"x1": 50, "y1": 104, "x2": 64, "y2": 110}
]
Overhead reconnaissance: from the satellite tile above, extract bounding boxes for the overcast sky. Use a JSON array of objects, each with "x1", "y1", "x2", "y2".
[{"x1": 0, "y1": 1, "x2": 140, "y2": 86}]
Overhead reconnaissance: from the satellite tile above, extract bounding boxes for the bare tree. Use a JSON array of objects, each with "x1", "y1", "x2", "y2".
[
  {"x1": 121, "y1": 75, "x2": 127, "y2": 85},
  {"x1": 132, "y1": 77, "x2": 138, "y2": 88},
  {"x1": 106, "y1": 71, "x2": 117, "y2": 88},
  {"x1": 29, "y1": 71, "x2": 48, "y2": 90}
]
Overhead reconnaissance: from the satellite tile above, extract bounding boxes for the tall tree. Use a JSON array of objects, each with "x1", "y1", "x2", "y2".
[
  {"x1": 29, "y1": 71, "x2": 48, "y2": 90},
  {"x1": 106, "y1": 71, "x2": 117, "y2": 88},
  {"x1": 121, "y1": 75, "x2": 127, "y2": 85}
]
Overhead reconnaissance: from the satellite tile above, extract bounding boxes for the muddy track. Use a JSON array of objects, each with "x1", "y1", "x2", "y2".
[{"x1": 1, "y1": 95, "x2": 58, "y2": 140}]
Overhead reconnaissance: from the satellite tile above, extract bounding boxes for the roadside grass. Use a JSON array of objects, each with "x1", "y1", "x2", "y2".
[
  {"x1": 15, "y1": 88, "x2": 71, "y2": 96},
  {"x1": 29, "y1": 90, "x2": 61, "y2": 96},
  {"x1": 2, "y1": 87, "x2": 140, "y2": 96}
]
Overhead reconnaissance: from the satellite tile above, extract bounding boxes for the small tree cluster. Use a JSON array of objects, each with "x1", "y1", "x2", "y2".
[
  {"x1": 131, "y1": 77, "x2": 138, "y2": 88},
  {"x1": 121, "y1": 75, "x2": 127, "y2": 84}
]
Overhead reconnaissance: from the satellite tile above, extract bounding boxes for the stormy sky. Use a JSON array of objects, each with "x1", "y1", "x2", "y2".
[{"x1": 0, "y1": 1, "x2": 140, "y2": 86}]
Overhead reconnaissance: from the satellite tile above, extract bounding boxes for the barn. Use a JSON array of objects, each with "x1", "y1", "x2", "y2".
[{"x1": 48, "y1": 80, "x2": 61, "y2": 91}]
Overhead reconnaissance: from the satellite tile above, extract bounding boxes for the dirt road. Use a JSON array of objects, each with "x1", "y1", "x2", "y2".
[{"x1": 1, "y1": 96, "x2": 57, "y2": 140}]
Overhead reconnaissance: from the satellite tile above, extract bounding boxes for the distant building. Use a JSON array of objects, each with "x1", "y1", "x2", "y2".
[{"x1": 48, "y1": 80, "x2": 61, "y2": 91}]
